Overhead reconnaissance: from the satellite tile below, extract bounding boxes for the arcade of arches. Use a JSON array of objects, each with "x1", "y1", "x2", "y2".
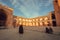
[
  {"x1": 14, "y1": 13, "x2": 56, "y2": 27},
  {"x1": 15, "y1": 17, "x2": 50, "y2": 27}
]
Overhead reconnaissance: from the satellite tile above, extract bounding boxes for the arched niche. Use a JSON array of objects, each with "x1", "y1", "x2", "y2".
[{"x1": 0, "y1": 9, "x2": 7, "y2": 26}]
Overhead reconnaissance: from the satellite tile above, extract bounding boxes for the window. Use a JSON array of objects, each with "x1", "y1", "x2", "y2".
[{"x1": 52, "y1": 14, "x2": 56, "y2": 19}]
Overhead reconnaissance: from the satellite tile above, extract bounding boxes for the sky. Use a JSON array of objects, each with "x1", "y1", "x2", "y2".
[{"x1": 0, "y1": 0, "x2": 54, "y2": 18}]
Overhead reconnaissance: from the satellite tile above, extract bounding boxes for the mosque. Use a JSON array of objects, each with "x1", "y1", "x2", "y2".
[
  {"x1": 0, "y1": 0, "x2": 60, "y2": 28},
  {"x1": 13, "y1": 0, "x2": 60, "y2": 27}
]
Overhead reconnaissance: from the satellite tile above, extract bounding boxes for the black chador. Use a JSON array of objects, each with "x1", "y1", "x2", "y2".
[
  {"x1": 45, "y1": 27, "x2": 49, "y2": 33},
  {"x1": 19, "y1": 25, "x2": 24, "y2": 34}
]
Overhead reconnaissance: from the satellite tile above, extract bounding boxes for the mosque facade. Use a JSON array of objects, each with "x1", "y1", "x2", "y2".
[
  {"x1": 0, "y1": 0, "x2": 60, "y2": 28},
  {"x1": 14, "y1": 12, "x2": 56, "y2": 27},
  {"x1": 14, "y1": 0, "x2": 60, "y2": 27}
]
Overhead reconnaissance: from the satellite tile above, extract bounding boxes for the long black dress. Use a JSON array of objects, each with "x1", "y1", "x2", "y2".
[
  {"x1": 19, "y1": 25, "x2": 23, "y2": 34},
  {"x1": 49, "y1": 27, "x2": 53, "y2": 34},
  {"x1": 45, "y1": 27, "x2": 49, "y2": 33}
]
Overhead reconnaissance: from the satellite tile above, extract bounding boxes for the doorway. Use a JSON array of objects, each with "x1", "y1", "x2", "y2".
[{"x1": 0, "y1": 9, "x2": 7, "y2": 27}]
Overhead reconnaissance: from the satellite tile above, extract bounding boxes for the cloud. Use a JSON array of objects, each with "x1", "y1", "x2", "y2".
[
  {"x1": 10, "y1": 0, "x2": 18, "y2": 7},
  {"x1": 10, "y1": 0, "x2": 53, "y2": 18},
  {"x1": 18, "y1": 6, "x2": 30, "y2": 17},
  {"x1": 45, "y1": 0, "x2": 53, "y2": 6},
  {"x1": 0, "y1": 1, "x2": 8, "y2": 6}
]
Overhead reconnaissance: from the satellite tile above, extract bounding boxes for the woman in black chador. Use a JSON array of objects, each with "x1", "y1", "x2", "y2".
[
  {"x1": 45, "y1": 27, "x2": 53, "y2": 34},
  {"x1": 19, "y1": 25, "x2": 24, "y2": 34},
  {"x1": 49, "y1": 27, "x2": 53, "y2": 34},
  {"x1": 45, "y1": 27, "x2": 49, "y2": 33}
]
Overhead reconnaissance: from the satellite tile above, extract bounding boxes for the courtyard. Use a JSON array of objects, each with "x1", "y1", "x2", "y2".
[{"x1": 0, "y1": 26, "x2": 60, "y2": 40}]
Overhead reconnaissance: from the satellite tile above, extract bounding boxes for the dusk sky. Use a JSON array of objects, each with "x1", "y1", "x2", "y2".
[{"x1": 0, "y1": 0, "x2": 54, "y2": 18}]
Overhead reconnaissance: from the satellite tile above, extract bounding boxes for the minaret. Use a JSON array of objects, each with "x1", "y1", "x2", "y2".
[{"x1": 53, "y1": 0, "x2": 60, "y2": 26}]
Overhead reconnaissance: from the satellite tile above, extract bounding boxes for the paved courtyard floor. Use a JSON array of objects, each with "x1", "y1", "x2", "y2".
[{"x1": 0, "y1": 26, "x2": 60, "y2": 40}]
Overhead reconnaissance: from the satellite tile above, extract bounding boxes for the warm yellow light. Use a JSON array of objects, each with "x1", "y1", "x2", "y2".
[
  {"x1": 26, "y1": 19, "x2": 28, "y2": 21},
  {"x1": 26, "y1": 23, "x2": 28, "y2": 26},
  {"x1": 36, "y1": 22, "x2": 38, "y2": 26},
  {"x1": 29, "y1": 20, "x2": 32, "y2": 22},
  {"x1": 36, "y1": 19, "x2": 38, "y2": 21},
  {"x1": 40, "y1": 22, "x2": 43, "y2": 25},
  {"x1": 40, "y1": 18, "x2": 43, "y2": 21},
  {"x1": 23, "y1": 19, "x2": 25, "y2": 21},
  {"x1": 44, "y1": 17, "x2": 48, "y2": 20},
  {"x1": 33, "y1": 22, "x2": 35, "y2": 26},
  {"x1": 44, "y1": 22, "x2": 48, "y2": 24},
  {"x1": 33, "y1": 19, "x2": 35, "y2": 21},
  {"x1": 19, "y1": 18, "x2": 21, "y2": 20},
  {"x1": 29, "y1": 22, "x2": 32, "y2": 26},
  {"x1": 23, "y1": 22, "x2": 25, "y2": 25}
]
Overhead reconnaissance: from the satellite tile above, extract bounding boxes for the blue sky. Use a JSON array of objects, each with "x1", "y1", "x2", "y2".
[{"x1": 0, "y1": 0, "x2": 54, "y2": 18}]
